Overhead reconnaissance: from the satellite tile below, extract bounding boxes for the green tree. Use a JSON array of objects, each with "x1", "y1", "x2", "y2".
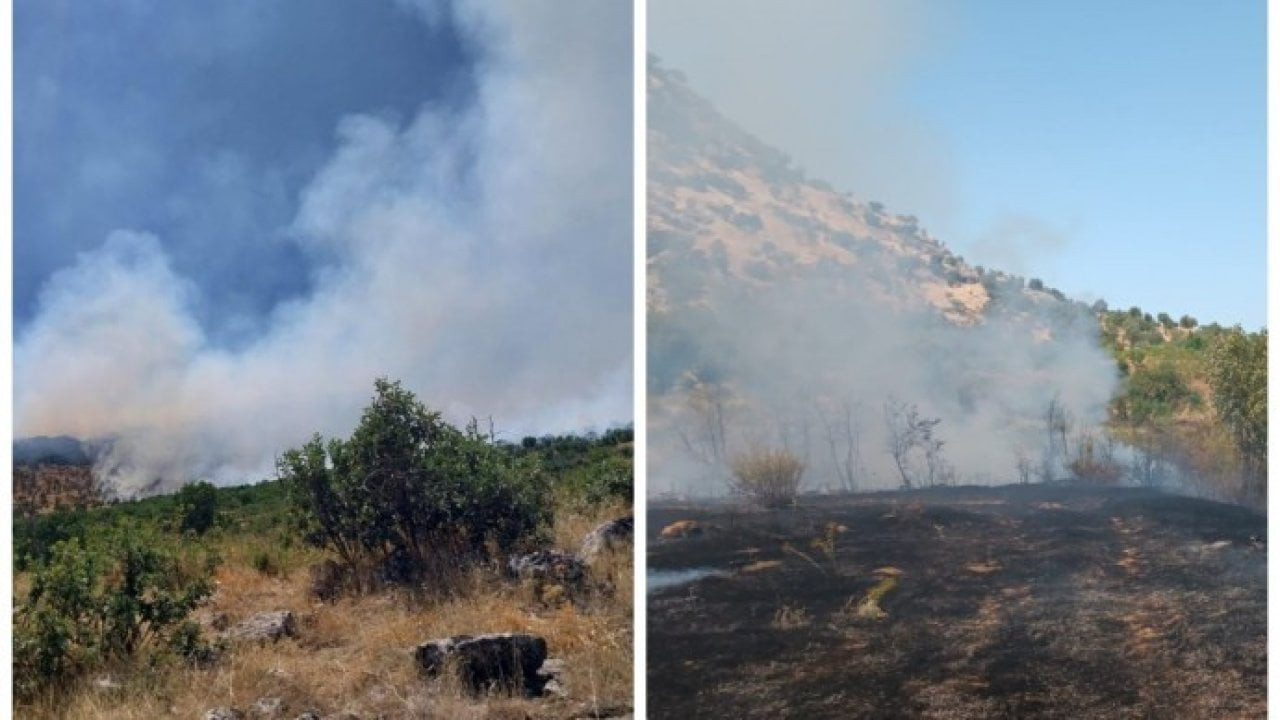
[
  {"x1": 174, "y1": 481, "x2": 219, "y2": 535},
  {"x1": 1207, "y1": 329, "x2": 1267, "y2": 494},
  {"x1": 278, "y1": 378, "x2": 550, "y2": 589}
]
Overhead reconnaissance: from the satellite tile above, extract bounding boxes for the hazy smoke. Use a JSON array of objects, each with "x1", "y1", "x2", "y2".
[
  {"x1": 646, "y1": 57, "x2": 1121, "y2": 497},
  {"x1": 649, "y1": 271, "x2": 1121, "y2": 497},
  {"x1": 15, "y1": 1, "x2": 632, "y2": 496}
]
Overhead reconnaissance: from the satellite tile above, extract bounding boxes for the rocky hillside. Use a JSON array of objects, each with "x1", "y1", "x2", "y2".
[
  {"x1": 13, "y1": 436, "x2": 101, "y2": 515},
  {"x1": 648, "y1": 59, "x2": 1091, "y2": 340},
  {"x1": 647, "y1": 59, "x2": 1115, "y2": 495}
]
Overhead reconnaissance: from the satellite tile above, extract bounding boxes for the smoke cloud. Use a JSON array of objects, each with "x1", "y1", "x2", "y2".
[
  {"x1": 649, "y1": 270, "x2": 1121, "y2": 497},
  {"x1": 15, "y1": 1, "x2": 633, "y2": 496}
]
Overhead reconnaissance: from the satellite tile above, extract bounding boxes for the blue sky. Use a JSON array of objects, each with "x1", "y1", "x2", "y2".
[
  {"x1": 15, "y1": 1, "x2": 476, "y2": 343},
  {"x1": 651, "y1": 0, "x2": 1266, "y2": 330},
  {"x1": 14, "y1": 1, "x2": 633, "y2": 491}
]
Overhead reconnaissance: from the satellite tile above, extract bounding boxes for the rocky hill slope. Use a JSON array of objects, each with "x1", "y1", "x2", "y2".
[{"x1": 647, "y1": 59, "x2": 1116, "y2": 495}]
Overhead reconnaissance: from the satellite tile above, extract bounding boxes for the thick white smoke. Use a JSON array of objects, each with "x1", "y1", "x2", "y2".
[{"x1": 14, "y1": 1, "x2": 633, "y2": 496}]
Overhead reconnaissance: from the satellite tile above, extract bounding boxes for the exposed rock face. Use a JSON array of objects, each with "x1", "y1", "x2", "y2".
[
  {"x1": 415, "y1": 633, "x2": 549, "y2": 696},
  {"x1": 580, "y1": 516, "x2": 634, "y2": 562},
  {"x1": 229, "y1": 611, "x2": 297, "y2": 643},
  {"x1": 203, "y1": 708, "x2": 245, "y2": 720},
  {"x1": 507, "y1": 550, "x2": 587, "y2": 585}
]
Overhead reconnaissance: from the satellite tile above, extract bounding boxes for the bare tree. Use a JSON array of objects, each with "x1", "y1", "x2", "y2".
[
  {"x1": 1039, "y1": 395, "x2": 1073, "y2": 482},
  {"x1": 675, "y1": 374, "x2": 731, "y2": 466},
  {"x1": 1014, "y1": 448, "x2": 1034, "y2": 484},
  {"x1": 883, "y1": 398, "x2": 944, "y2": 490},
  {"x1": 817, "y1": 397, "x2": 864, "y2": 493}
]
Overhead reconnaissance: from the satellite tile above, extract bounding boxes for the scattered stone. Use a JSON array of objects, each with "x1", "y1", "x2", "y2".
[
  {"x1": 92, "y1": 675, "x2": 122, "y2": 692},
  {"x1": 579, "y1": 516, "x2": 633, "y2": 562},
  {"x1": 229, "y1": 610, "x2": 297, "y2": 643},
  {"x1": 659, "y1": 520, "x2": 702, "y2": 539},
  {"x1": 250, "y1": 697, "x2": 287, "y2": 717},
  {"x1": 415, "y1": 632, "x2": 549, "y2": 696},
  {"x1": 508, "y1": 550, "x2": 587, "y2": 585},
  {"x1": 204, "y1": 708, "x2": 245, "y2": 720},
  {"x1": 539, "y1": 657, "x2": 569, "y2": 697},
  {"x1": 293, "y1": 713, "x2": 322, "y2": 720}
]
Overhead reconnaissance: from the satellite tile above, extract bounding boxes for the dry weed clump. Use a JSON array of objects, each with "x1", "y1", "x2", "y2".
[
  {"x1": 16, "y1": 503, "x2": 632, "y2": 720},
  {"x1": 728, "y1": 448, "x2": 804, "y2": 508},
  {"x1": 771, "y1": 603, "x2": 812, "y2": 630}
]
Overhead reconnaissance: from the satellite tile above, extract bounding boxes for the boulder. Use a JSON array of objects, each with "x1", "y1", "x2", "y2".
[
  {"x1": 415, "y1": 632, "x2": 549, "y2": 696},
  {"x1": 229, "y1": 611, "x2": 297, "y2": 643},
  {"x1": 507, "y1": 550, "x2": 587, "y2": 585},
  {"x1": 579, "y1": 516, "x2": 633, "y2": 562},
  {"x1": 204, "y1": 709, "x2": 245, "y2": 720}
]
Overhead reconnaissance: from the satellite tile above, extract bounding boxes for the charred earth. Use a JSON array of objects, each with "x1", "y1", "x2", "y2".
[{"x1": 648, "y1": 484, "x2": 1264, "y2": 719}]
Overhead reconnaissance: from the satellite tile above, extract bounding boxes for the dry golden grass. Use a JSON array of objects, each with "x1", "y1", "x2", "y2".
[{"x1": 17, "y1": 504, "x2": 633, "y2": 719}]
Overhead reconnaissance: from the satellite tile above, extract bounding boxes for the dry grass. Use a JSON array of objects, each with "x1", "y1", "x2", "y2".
[
  {"x1": 727, "y1": 448, "x2": 804, "y2": 509},
  {"x1": 17, "y1": 504, "x2": 633, "y2": 719}
]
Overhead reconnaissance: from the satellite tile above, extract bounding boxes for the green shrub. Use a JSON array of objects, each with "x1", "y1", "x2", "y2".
[
  {"x1": 278, "y1": 378, "x2": 551, "y2": 590},
  {"x1": 1208, "y1": 328, "x2": 1267, "y2": 494},
  {"x1": 1116, "y1": 362, "x2": 1200, "y2": 423},
  {"x1": 13, "y1": 525, "x2": 217, "y2": 701},
  {"x1": 174, "y1": 480, "x2": 219, "y2": 535}
]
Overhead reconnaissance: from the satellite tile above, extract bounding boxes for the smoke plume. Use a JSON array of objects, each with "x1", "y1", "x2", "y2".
[{"x1": 15, "y1": 1, "x2": 633, "y2": 496}]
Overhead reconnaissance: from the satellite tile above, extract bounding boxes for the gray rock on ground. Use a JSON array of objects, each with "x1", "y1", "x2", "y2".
[
  {"x1": 579, "y1": 516, "x2": 633, "y2": 562},
  {"x1": 507, "y1": 550, "x2": 587, "y2": 585},
  {"x1": 538, "y1": 657, "x2": 568, "y2": 697},
  {"x1": 204, "y1": 708, "x2": 245, "y2": 720},
  {"x1": 250, "y1": 696, "x2": 287, "y2": 717},
  {"x1": 229, "y1": 610, "x2": 297, "y2": 643},
  {"x1": 415, "y1": 632, "x2": 549, "y2": 696}
]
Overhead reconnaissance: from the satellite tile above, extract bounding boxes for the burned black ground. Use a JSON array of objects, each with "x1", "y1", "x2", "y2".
[{"x1": 648, "y1": 485, "x2": 1265, "y2": 719}]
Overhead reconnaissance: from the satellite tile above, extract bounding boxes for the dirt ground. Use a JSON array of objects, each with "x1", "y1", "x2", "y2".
[{"x1": 648, "y1": 485, "x2": 1265, "y2": 719}]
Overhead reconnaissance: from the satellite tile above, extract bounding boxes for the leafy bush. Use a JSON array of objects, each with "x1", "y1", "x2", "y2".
[
  {"x1": 14, "y1": 525, "x2": 217, "y2": 701},
  {"x1": 1207, "y1": 329, "x2": 1267, "y2": 495},
  {"x1": 174, "y1": 480, "x2": 219, "y2": 535},
  {"x1": 728, "y1": 448, "x2": 804, "y2": 508},
  {"x1": 1116, "y1": 362, "x2": 1200, "y2": 423},
  {"x1": 278, "y1": 378, "x2": 551, "y2": 590}
]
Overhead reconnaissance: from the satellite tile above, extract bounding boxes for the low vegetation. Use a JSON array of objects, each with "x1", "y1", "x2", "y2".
[
  {"x1": 13, "y1": 378, "x2": 633, "y2": 718},
  {"x1": 1100, "y1": 309, "x2": 1266, "y2": 504},
  {"x1": 727, "y1": 447, "x2": 804, "y2": 508}
]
